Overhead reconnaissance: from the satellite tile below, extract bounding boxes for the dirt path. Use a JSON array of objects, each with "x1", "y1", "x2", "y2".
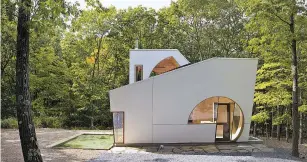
[
  {"x1": 1, "y1": 129, "x2": 112, "y2": 162},
  {"x1": 261, "y1": 137, "x2": 307, "y2": 160}
]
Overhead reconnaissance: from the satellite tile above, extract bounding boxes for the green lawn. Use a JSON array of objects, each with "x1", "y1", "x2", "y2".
[{"x1": 58, "y1": 134, "x2": 113, "y2": 149}]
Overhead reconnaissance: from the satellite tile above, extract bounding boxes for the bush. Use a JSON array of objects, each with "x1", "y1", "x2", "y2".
[
  {"x1": 1, "y1": 117, "x2": 18, "y2": 129},
  {"x1": 33, "y1": 117, "x2": 43, "y2": 128},
  {"x1": 40, "y1": 117, "x2": 62, "y2": 128},
  {"x1": 1, "y1": 116, "x2": 63, "y2": 129}
]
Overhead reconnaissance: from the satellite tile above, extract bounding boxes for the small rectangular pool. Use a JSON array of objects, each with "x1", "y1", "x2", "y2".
[{"x1": 56, "y1": 134, "x2": 114, "y2": 150}]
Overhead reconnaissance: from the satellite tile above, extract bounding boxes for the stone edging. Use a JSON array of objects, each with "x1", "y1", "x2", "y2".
[
  {"x1": 46, "y1": 133, "x2": 83, "y2": 148},
  {"x1": 46, "y1": 132, "x2": 113, "y2": 148}
]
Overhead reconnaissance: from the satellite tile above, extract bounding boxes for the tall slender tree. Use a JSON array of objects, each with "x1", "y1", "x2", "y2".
[
  {"x1": 289, "y1": 12, "x2": 299, "y2": 157},
  {"x1": 16, "y1": 0, "x2": 43, "y2": 161},
  {"x1": 236, "y1": 0, "x2": 307, "y2": 156}
]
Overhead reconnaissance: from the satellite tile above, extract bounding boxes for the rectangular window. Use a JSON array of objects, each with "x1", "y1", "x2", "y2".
[
  {"x1": 113, "y1": 112, "x2": 124, "y2": 144},
  {"x1": 213, "y1": 103, "x2": 218, "y2": 122},
  {"x1": 135, "y1": 65, "x2": 143, "y2": 82}
]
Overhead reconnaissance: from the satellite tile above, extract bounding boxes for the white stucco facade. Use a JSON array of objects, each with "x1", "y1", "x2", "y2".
[
  {"x1": 110, "y1": 49, "x2": 258, "y2": 144},
  {"x1": 129, "y1": 49, "x2": 190, "y2": 84}
]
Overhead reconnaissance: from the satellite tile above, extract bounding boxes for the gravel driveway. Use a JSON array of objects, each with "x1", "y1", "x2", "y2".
[
  {"x1": 1, "y1": 129, "x2": 305, "y2": 162},
  {"x1": 89, "y1": 145, "x2": 304, "y2": 162},
  {"x1": 90, "y1": 152, "x2": 303, "y2": 162},
  {"x1": 1, "y1": 129, "x2": 111, "y2": 162}
]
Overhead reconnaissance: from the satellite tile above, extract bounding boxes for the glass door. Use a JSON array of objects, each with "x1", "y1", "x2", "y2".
[
  {"x1": 215, "y1": 103, "x2": 230, "y2": 141},
  {"x1": 113, "y1": 112, "x2": 124, "y2": 144}
]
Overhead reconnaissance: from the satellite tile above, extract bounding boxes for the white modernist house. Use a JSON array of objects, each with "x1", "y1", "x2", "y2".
[{"x1": 109, "y1": 49, "x2": 258, "y2": 144}]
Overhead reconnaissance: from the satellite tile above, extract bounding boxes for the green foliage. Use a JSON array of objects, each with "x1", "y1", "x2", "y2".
[
  {"x1": 273, "y1": 113, "x2": 291, "y2": 125},
  {"x1": 299, "y1": 105, "x2": 307, "y2": 113},
  {"x1": 254, "y1": 61, "x2": 291, "y2": 107},
  {"x1": 35, "y1": 117, "x2": 63, "y2": 128},
  {"x1": 238, "y1": 0, "x2": 307, "y2": 130},
  {"x1": 1, "y1": 0, "x2": 17, "y2": 120},
  {"x1": 1, "y1": 0, "x2": 306, "y2": 131},
  {"x1": 1, "y1": 118, "x2": 18, "y2": 129},
  {"x1": 252, "y1": 111, "x2": 269, "y2": 123}
]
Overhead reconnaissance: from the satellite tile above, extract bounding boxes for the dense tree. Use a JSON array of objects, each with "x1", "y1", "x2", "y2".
[
  {"x1": 1, "y1": 0, "x2": 307, "y2": 158},
  {"x1": 1, "y1": 0, "x2": 17, "y2": 119},
  {"x1": 15, "y1": 0, "x2": 43, "y2": 160},
  {"x1": 237, "y1": 0, "x2": 307, "y2": 156}
]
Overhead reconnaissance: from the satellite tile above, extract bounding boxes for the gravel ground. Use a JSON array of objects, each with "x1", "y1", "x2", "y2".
[
  {"x1": 90, "y1": 151, "x2": 303, "y2": 162},
  {"x1": 261, "y1": 137, "x2": 307, "y2": 160},
  {"x1": 1, "y1": 129, "x2": 306, "y2": 162},
  {"x1": 1, "y1": 129, "x2": 111, "y2": 162},
  {"x1": 89, "y1": 140, "x2": 306, "y2": 162}
]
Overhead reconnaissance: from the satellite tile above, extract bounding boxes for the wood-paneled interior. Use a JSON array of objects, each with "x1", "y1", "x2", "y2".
[
  {"x1": 152, "y1": 56, "x2": 179, "y2": 75},
  {"x1": 188, "y1": 96, "x2": 244, "y2": 141}
]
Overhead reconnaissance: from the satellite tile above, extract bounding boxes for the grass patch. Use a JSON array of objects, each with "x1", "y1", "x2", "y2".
[{"x1": 58, "y1": 134, "x2": 113, "y2": 149}]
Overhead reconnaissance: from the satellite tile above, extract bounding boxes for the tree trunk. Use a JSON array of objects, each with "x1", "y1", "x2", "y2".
[
  {"x1": 90, "y1": 117, "x2": 94, "y2": 129},
  {"x1": 271, "y1": 109, "x2": 274, "y2": 138},
  {"x1": 286, "y1": 123, "x2": 290, "y2": 142},
  {"x1": 299, "y1": 112, "x2": 303, "y2": 144},
  {"x1": 277, "y1": 106, "x2": 281, "y2": 141},
  {"x1": 253, "y1": 122, "x2": 257, "y2": 137},
  {"x1": 277, "y1": 124, "x2": 281, "y2": 141},
  {"x1": 266, "y1": 123, "x2": 269, "y2": 139},
  {"x1": 290, "y1": 13, "x2": 299, "y2": 157},
  {"x1": 262, "y1": 124, "x2": 265, "y2": 136},
  {"x1": 16, "y1": 0, "x2": 43, "y2": 161},
  {"x1": 286, "y1": 106, "x2": 290, "y2": 142}
]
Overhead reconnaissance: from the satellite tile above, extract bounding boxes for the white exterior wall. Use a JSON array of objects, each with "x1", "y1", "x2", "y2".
[
  {"x1": 109, "y1": 79, "x2": 154, "y2": 143},
  {"x1": 153, "y1": 125, "x2": 216, "y2": 143},
  {"x1": 129, "y1": 49, "x2": 189, "y2": 84},
  {"x1": 152, "y1": 58, "x2": 257, "y2": 125},
  {"x1": 237, "y1": 123, "x2": 251, "y2": 142},
  {"x1": 110, "y1": 57, "x2": 258, "y2": 144}
]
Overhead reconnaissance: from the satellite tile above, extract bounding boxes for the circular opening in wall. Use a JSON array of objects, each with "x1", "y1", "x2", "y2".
[{"x1": 188, "y1": 96, "x2": 244, "y2": 141}]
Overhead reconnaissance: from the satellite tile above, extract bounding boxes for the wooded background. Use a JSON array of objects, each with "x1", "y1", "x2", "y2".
[{"x1": 1, "y1": 0, "x2": 307, "y2": 142}]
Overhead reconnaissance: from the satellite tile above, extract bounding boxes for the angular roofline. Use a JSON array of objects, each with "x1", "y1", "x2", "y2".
[
  {"x1": 110, "y1": 57, "x2": 258, "y2": 92},
  {"x1": 130, "y1": 49, "x2": 179, "y2": 51},
  {"x1": 129, "y1": 49, "x2": 190, "y2": 66}
]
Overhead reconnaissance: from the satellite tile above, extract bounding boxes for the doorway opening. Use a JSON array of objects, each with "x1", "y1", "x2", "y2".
[
  {"x1": 215, "y1": 103, "x2": 230, "y2": 141},
  {"x1": 113, "y1": 112, "x2": 124, "y2": 144},
  {"x1": 188, "y1": 96, "x2": 244, "y2": 142}
]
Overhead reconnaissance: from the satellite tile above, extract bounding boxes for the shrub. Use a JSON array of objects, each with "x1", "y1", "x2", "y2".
[
  {"x1": 1, "y1": 117, "x2": 18, "y2": 129},
  {"x1": 33, "y1": 117, "x2": 43, "y2": 128},
  {"x1": 40, "y1": 117, "x2": 62, "y2": 128}
]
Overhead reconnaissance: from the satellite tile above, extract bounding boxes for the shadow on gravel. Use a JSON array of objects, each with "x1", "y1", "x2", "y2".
[
  {"x1": 144, "y1": 158, "x2": 172, "y2": 162},
  {"x1": 251, "y1": 148, "x2": 303, "y2": 161}
]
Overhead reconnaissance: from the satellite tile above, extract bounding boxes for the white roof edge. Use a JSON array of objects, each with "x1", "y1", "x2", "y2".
[
  {"x1": 110, "y1": 77, "x2": 154, "y2": 93},
  {"x1": 129, "y1": 49, "x2": 190, "y2": 63},
  {"x1": 213, "y1": 57, "x2": 258, "y2": 60},
  {"x1": 110, "y1": 57, "x2": 258, "y2": 92},
  {"x1": 130, "y1": 49, "x2": 179, "y2": 51}
]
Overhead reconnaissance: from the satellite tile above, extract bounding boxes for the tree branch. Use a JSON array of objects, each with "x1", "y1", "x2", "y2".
[{"x1": 271, "y1": 12, "x2": 291, "y2": 25}]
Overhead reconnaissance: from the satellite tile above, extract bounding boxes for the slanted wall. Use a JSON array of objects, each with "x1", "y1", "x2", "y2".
[
  {"x1": 152, "y1": 58, "x2": 258, "y2": 142},
  {"x1": 110, "y1": 58, "x2": 258, "y2": 143}
]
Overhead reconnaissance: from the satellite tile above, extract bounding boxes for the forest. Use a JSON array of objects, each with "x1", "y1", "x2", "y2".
[{"x1": 1, "y1": 0, "x2": 307, "y2": 144}]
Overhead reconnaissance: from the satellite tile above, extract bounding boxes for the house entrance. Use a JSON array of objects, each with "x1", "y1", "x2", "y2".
[
  {"x1": 113, "y1": 112, "x2": 124, "y2": 144},
  {"x1": 215, "y1": 103, "x2": 230, "y2": 142},
  {"x1": 188, "y1": 96, "x2": 244, "y2": 142}
]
